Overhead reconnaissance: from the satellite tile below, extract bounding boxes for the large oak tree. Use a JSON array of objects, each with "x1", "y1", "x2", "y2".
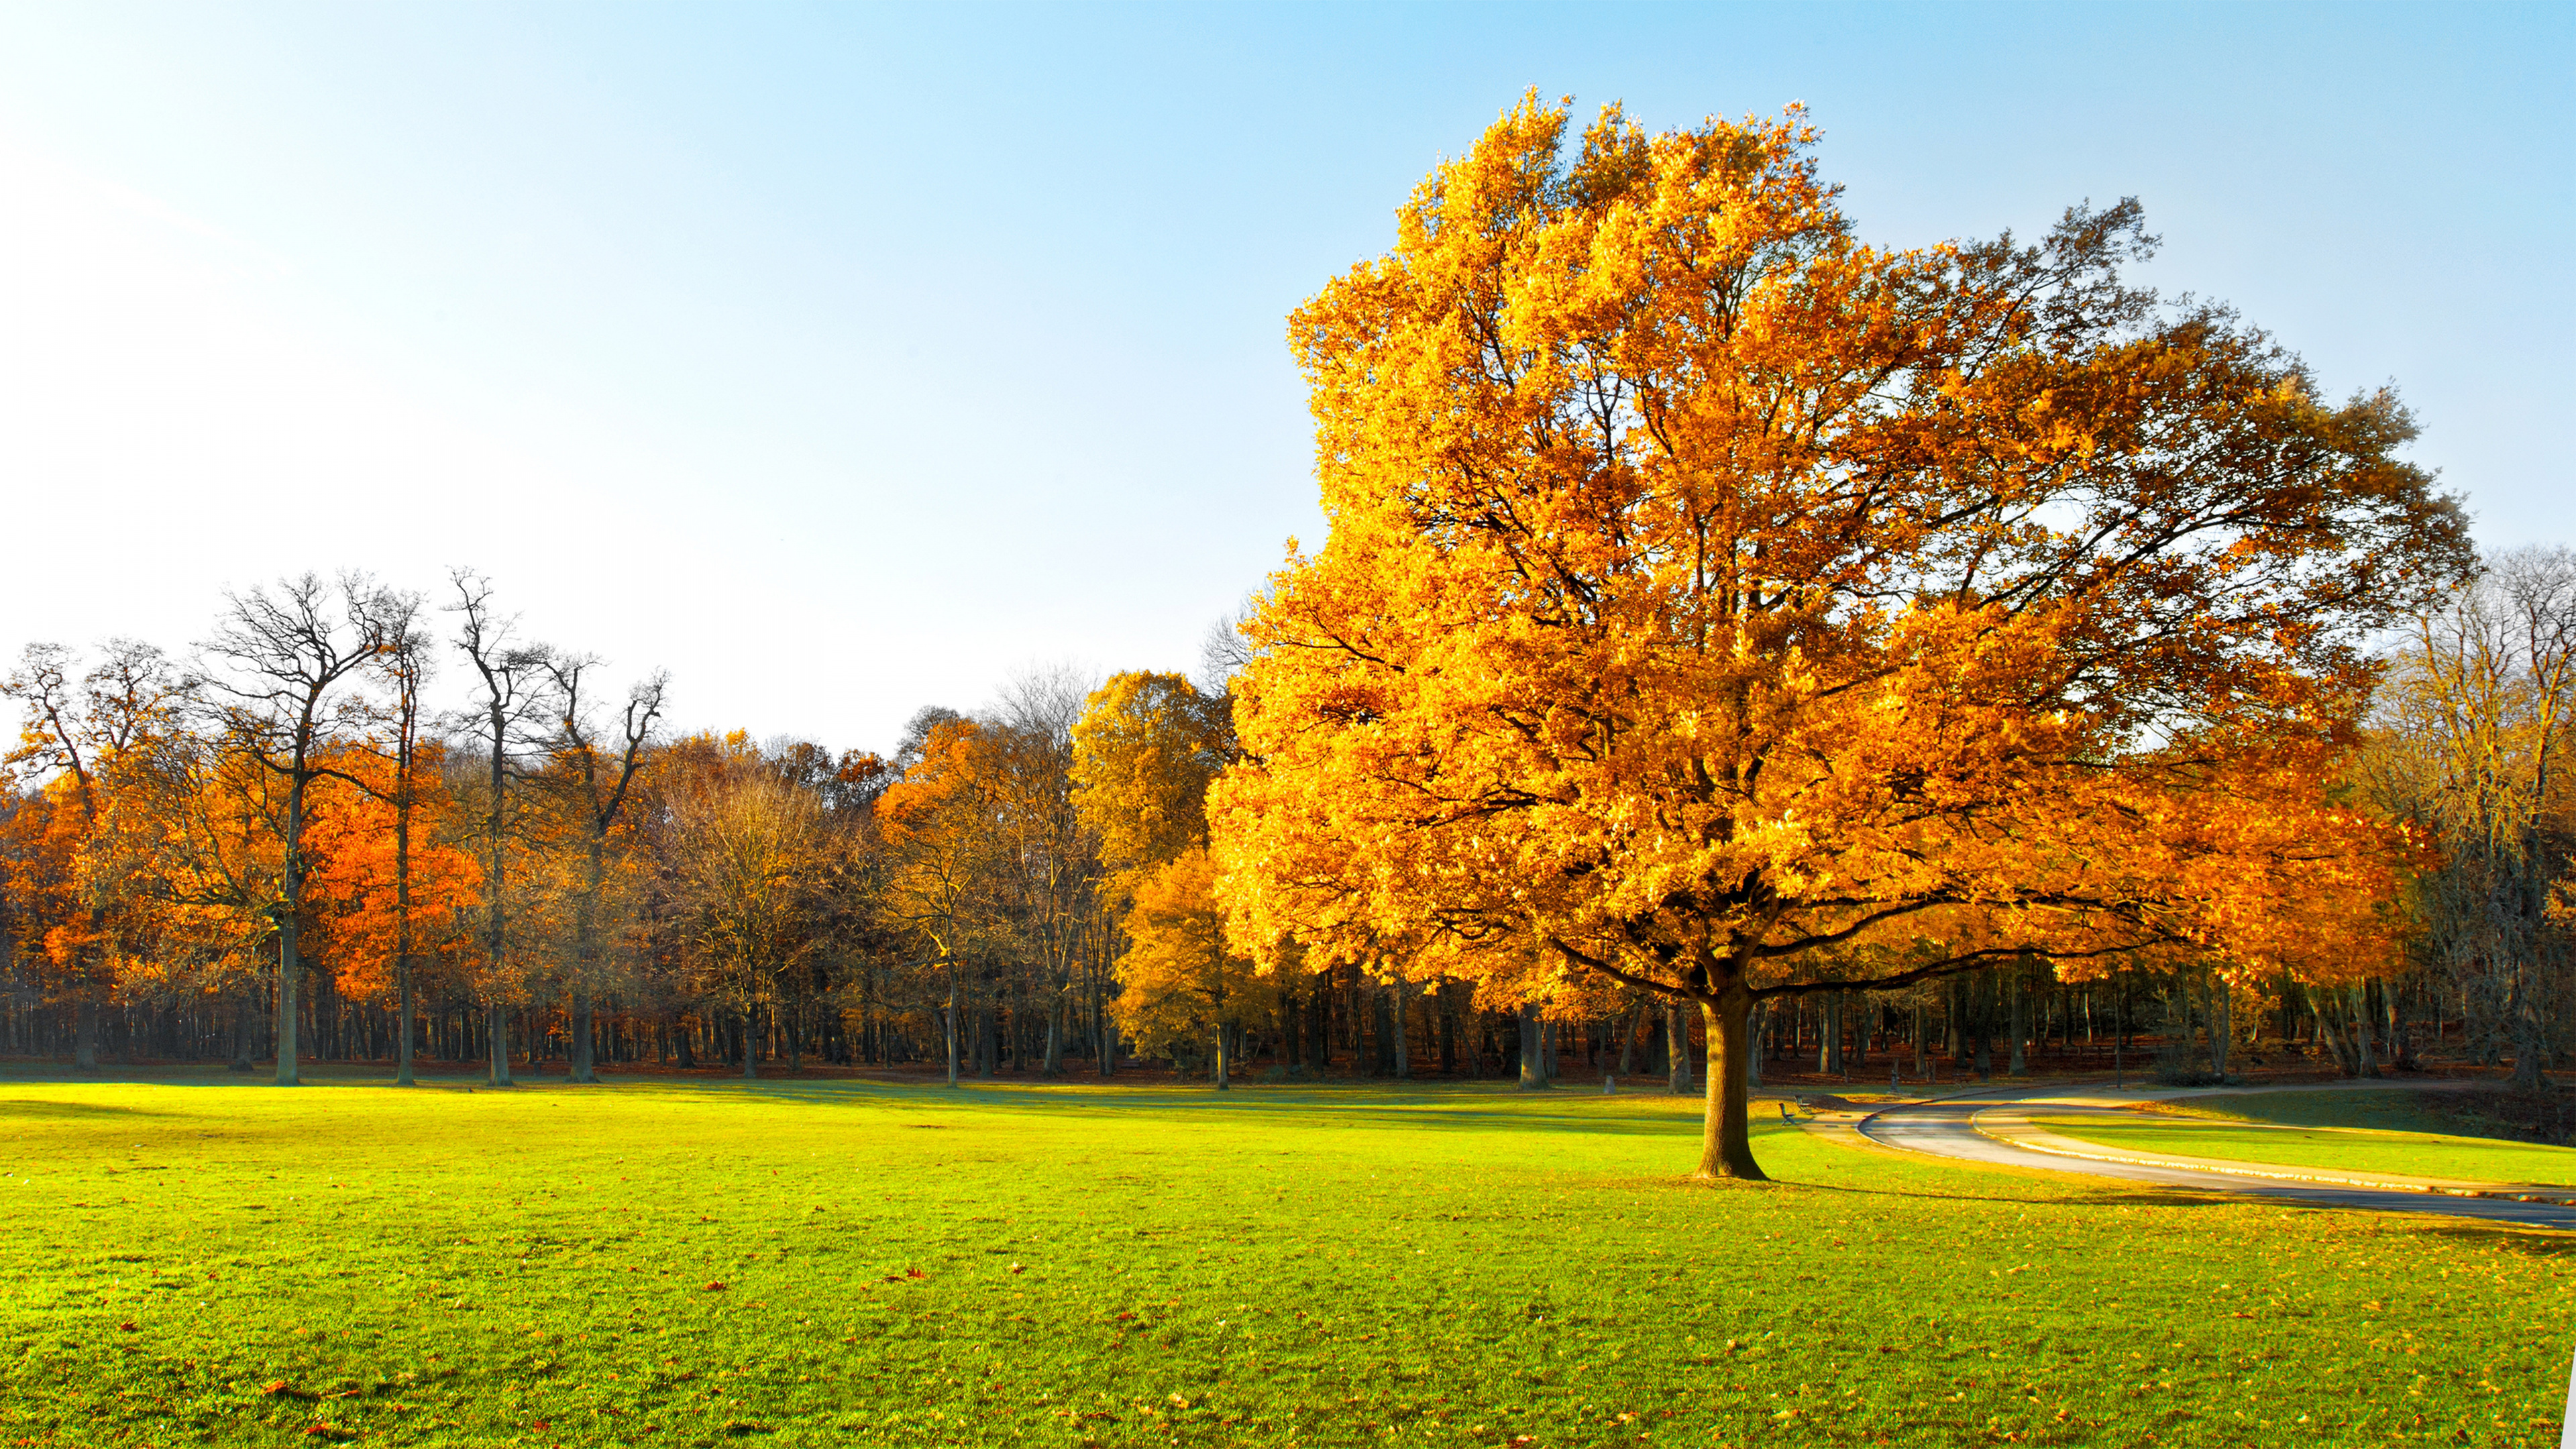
[{"x1": 1211, "y1": 98, "x2": 2469, "y2": 1177}]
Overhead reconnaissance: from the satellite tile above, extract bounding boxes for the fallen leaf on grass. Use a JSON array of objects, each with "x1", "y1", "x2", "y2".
[
  {"x1": 115, "y1": 1321, "x2": 138, "y2": 1332},
  {"x1": 704, "y1": 1281, "x2": 728, "y2": 1292}
]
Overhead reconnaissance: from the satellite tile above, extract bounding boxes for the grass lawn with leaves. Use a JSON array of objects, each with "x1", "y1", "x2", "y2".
[
  {"x1": 2028, "y1": 1090, "x2": 2576, "y2": 1188},
  {"x1": 1, "y1": 1069, "x2": 2568, "y2": 1448}
]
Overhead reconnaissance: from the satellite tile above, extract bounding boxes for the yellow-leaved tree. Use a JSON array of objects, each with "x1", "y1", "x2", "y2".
[
  {"x1": 1070, "y1": 671, "x2": 1261, "y2": 1085},
  {"x1": 1210, "y1": 97, "x2": 2469, "y2": 1177}
]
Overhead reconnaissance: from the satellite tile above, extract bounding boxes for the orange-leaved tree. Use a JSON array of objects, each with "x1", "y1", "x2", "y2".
[
  {"x1": 1210, "y1": 97, "x2": 2469, "y2": 1178},
  {"x1": 877, "y1": 716, "x2": 1002, "y2": 1086},
  {"x1": 3, "y1": 639, "x2": 193, "y2": 1067}
]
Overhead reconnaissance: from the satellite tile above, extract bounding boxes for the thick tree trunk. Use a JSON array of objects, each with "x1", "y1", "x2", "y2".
[
  {"x1": 74, "y1": 998, "x2": 99, "y2": 1071},
  {"x1": 1666, "y1": 999, "x2": 1693, "y2": 1095},
  {"x1": 571, "y1": 988, "x2": 596, "y2": 1083},
  {"x1": 2512, "y1": 964, "x2": 2546, "y2": 1089},
  {"x1": 1697, "y1": 986, "x2": 1765, "y2": 1181},
  {"x1": 1213, "y1": 1020, "x2": 1230, "y2": 1090},
  {"x1": 743, "y1": 1006, "x2": 761, "y2": 1079},
  {"x1": 486, "y1": 1002, "x2": 512, "y2": 1085},
  {"x1": 1516, "y1": 1002, "x2": 1545, "y2": 1089}
]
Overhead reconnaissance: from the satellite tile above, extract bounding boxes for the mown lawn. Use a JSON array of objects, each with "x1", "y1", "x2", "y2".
[
  {"x1": 1, "y1": 1071, "x2": 2569, "y2": 1448},
  {"x1": 2031, "y1": 1098, "x2": 2576, "y2": 1189}
]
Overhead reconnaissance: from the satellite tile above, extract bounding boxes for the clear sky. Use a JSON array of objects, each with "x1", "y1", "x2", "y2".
[{"x1": 2, "y1": 2, "x2": 2567, "y2": 752}]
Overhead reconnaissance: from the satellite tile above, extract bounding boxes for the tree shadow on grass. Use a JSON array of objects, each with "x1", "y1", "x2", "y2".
[
  {"x1": 2410, "y1": 1220, "x2": 2576, "y2": 1258},
  {"x1": 703, "y1": 1079, "x2": 1717, "y2": 1136},
  {"x1": 0, "y1": 1099, "x2": 176, "y2": 1120},
  {"x1": 1715, "y1": 1174, "x2": 2237, "y2": 1211}
]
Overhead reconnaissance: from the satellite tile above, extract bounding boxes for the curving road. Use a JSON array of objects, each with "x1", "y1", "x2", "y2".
[{"x1": 1856, "y1": 1083, "x2": 2576, "y2": 1230}]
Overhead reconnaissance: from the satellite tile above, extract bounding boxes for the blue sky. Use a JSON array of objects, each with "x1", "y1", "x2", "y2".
[{"x1": 1, "y1": 3, "x2": 2566, "y2": 749}]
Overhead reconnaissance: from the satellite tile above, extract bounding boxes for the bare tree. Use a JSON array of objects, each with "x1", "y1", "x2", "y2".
[
  {"x1": 991, "y1": 662, "x2": 1100, "y2": 1075},
  {"x1": 545, "y1": 654, "x2": 668, "y2": 1084},
  {"x1": 358, "y1": 591, "x2": 433, "y2": 1087},
  {"x1": 1196, "y1": 597, "x2": 1259, "y2": 696},
  {"x1": 201, "y1": 573, "x2": 389, "y2": 1086},
  {"x1": 447, "y1": 571, "x2": 555, "y2": 1087},
  {"x1": 2371, "y1": 547, "x2": 2576, "y2": 1089}
]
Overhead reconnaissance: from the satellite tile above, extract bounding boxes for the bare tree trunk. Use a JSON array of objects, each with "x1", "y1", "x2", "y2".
[
  {"x1": 1667, "y1": 999, "x2": 1693, "y2": 1095},
  {"x1": 1391, "y1": 983, "x2": 1410, "y2": 1080},
  {"x1": 2512, "y1": 959, "x2": 2546, "y2": 1091},
  {"x1": 945, "y1": 963, "x2": 961, "y2": 1087},
  {"x1": 395, "y1": 969, "x2": 415, "y2": 1087},
  {"x1": 486, "y1": 1002, "x2": 512, "y2": 1086},
  {"x1": 2008, "y1": 969, "x2": 2029, "y2": 1077},
  {"x1": 2209, "y1": 975, "x2": 2232, "y2": 1077},
  {"x1": 1697, "y1": 985, "x2": 1764, "y2": 1181},
  {"x1": 1516, "y1": 1002, "x2": 1544, "y2": 1089},
  {"x1": 2351, "y1": 981, "x2": 2380, "y2": 1079}
]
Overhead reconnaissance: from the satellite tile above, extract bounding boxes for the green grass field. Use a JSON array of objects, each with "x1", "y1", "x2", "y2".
[
  {"x1": 2031, "y1": 1099, "x2": 2576, "y2": 1189},
  {"x1": 3, "y1": 1072, "x2": 2569, "y2": 1448}
]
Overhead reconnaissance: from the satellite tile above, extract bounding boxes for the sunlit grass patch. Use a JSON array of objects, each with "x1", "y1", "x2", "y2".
[{"x1": 2, "y1": 1074, "x2": 2568, "y2": 1447}]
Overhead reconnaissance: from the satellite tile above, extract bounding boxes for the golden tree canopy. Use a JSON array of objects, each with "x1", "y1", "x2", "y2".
[
  {"x1": 1209, "y1": 97, "x2": 2468, "y2": 1175},
  {"x1": 1070, "y1": 670, "x2": 1232, "y2": 880}
]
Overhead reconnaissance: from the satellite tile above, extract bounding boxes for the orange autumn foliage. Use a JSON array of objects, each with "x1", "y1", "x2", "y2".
[
  {"x1": 302, "y1": 745, "x2": 482, "y2": 1004},
  {"x1": 1210, "y1": 97, "x2": 2470, "y2": 1177}
]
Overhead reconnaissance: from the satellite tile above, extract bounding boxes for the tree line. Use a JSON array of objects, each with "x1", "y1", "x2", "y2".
[
  {"x1": 7, "y1": 101, "x2": 2566, "y2": 1178},
  {"x1": 6, "y1": 547, "x2": 2557, "y2": 1112}
]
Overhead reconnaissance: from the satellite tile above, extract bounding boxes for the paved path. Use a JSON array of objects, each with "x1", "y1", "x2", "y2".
[{"x1": 1848, "y1": 1082, "x2": 2576, "y2": 1230}]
